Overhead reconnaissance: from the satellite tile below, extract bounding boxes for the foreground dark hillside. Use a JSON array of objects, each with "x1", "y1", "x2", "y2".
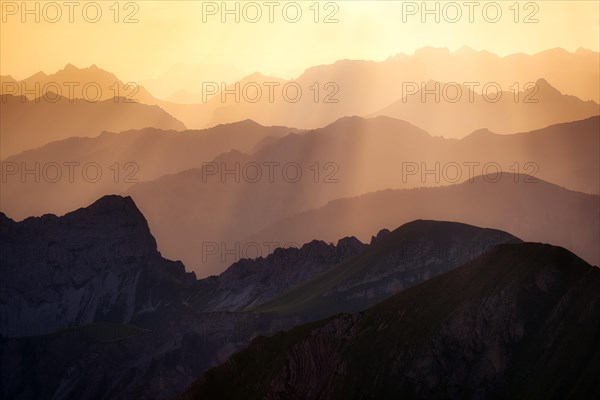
[{"x1": 180, "y1": 243, "x2": 600, "y2": 400}]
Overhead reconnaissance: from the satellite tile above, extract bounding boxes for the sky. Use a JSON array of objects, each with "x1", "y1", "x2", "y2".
[{"x1": 1, "y1": 0, "x2": 599, "y2": 81}]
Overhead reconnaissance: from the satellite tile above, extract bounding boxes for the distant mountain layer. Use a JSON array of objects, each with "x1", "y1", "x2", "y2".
[
  {"x1": 0, "y1": 64, "x2": 158, "y2": 103},
  {"x1": 0, "y1": 195, "x2": 195, "y2": 337},
  {"x1": 252, "y1": 173, "x2": 600, "y2": 268},
  {"x1": 163, "y1": 72, "x2": 599, "y2": 133},
  {"x1": 1, "y1": 120, "x2": 298, "y2": 219},
  {"x1": 370, "y1": 78, "x2": 600, "y2": 137},
  {"x1": 4, "y1": 48, "x2": 598, "y2": 131},
  {"x1": 0, "y1": 94, "x2": 185, "y2": 158},
  {"x1": 149, "y1": 47, "x2": 600, "y2": 130},
  {"x1": 122, "y1": 116, "x2": 598, "y2": 276},
  {"x1": 179, "y1": 243, "x2": 600, "y2": 400},
  {"x1": 3, "y1": 115, "x2": 596, "y2": 277}
]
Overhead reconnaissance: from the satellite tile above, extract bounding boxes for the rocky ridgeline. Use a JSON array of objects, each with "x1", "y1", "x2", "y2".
[{"x1": 190, "y1": 236, "x2": 367, "y2": 312}]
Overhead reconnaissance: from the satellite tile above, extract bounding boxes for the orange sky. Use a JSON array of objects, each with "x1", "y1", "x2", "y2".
[{"x1": 1, "y1": 0, "x2": 599, "y2": 81}]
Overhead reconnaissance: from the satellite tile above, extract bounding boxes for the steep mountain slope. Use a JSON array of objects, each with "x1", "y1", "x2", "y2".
[
  {"x1": 1, "y1": 120, "x2": 298, "y2": 220},
  {"x1": 179, "y1": 243, "x2": 600, "y2": 400},
  {"x1": 254, "y1": 220, "x2": 521, "y2": 319},
  {"x1": 0, "y1": 195, "x2": 195, "y2": 337}
]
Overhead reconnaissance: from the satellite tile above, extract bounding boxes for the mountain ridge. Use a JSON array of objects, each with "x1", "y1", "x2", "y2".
[{"x1": 178, "y1": 242, "x2": 600, "y2": 400}]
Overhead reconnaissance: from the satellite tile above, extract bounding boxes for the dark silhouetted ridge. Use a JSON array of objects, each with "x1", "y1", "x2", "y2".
[
  {"x1": 253, "y1": 220, "x2": 520, "y2": 319},
  {"x1": 179, "y1": 243, "x2": 600, "y2": 400}
]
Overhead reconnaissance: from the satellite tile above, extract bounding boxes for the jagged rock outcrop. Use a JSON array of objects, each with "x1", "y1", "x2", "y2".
[
  {"x1": 0, "y1": 195, "x2": 195, "y2": 337},
  {"x1": 189, "y1": 237, "x2": 367, "y2": 311}
]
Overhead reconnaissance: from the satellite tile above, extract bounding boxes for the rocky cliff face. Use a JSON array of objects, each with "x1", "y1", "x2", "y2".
[
  {"x1": 179, "y1": 243, "x2": 600, "y2": 400},
  {"x1": 0, "y1": 195, "x2": 195, "y2": 337}
]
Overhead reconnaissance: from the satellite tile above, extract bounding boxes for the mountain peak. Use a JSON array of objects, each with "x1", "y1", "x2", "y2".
[
  {"x1": 0, "y1": 194, "x2": 193, "y2": 337},
  {"x1": 535, "y1": 77, "x2": 551, "y2": 87},
  {"x1": 88, "y1": 194, "x2": 137, "y2": 210},
  {"x1": 462, "y1": 127, "x2": 497, "y2": 140},
  {"x1": 27, "y1": 70, "x2": 48, "y2": 80},
  {"x1": 370, "y1": 228, "x2": 391, "y2": 244},
  {"x1": 534, "y1": 77, "x2": 561, "y2": 92},
  {"x1": 65, "y1": 195, "x2": 149, "y2": 229}
]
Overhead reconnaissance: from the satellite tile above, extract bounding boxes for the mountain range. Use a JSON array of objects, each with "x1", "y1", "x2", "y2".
[
  {"x1": 180, "y1": 242, "x2": 600, "y2": 400},
  {"x1": 141, "y1": 47, "x2": 600, "y2": 130},
  {"x1": 1, "y1": 120, "x2": 297, "y2": 219},
  {"x1": 2, "y1": 115, "x2": 597, "y2": 276},
  {"x1": 124, "y1": 117, "x2": 599, "y2": 276},
  {"x1": 250, "y1": 173, "x2": 600, "y2": 270},
  {"x1": 0, "y1": 93, "x2": 185, "y2": 158},
  {"x1": 370, "y1": 78, "x2": 599, "y2": 137},
  {"x1": 2, "y1": 48, "x2": 598, "y2": 133},
  {"x1": 0, "y1": 195, "x2": 536, "y2": 399},
  {"x1": 2, "y1": 45, "x2": 599, "y2": 400}
]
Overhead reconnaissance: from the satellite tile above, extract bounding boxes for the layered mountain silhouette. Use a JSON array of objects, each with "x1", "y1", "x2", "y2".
[
  {"x1": 120, "y1": 117, "x2": 598, "y2": 276},
  {"x1": 144, "y1": 47, "x2": 599, "y2": 106},
  {"x1": 251, "y1": 174, "x2": 599, "y2": 268},
  {"x1": 0, "y1": 64, "x2": 158, "y2": 103},
  {"x1": 0, "y1": 194, "x2": 527, "y2": 399},
  {"x1": 2, "y1": 45, "x2": 599, "y2": 400},
  {"x1": 0, "y1": 93, "x2": 185, "y2": 158},
  {"x1": 129, "y1": 48, "x2": 599, "y2": 131},
  {"x1": 179, "y1": 243, "x2": 600, "y2": 400},
  {"x1": 165, "y1": 70, "x2": 598, "y2": 133},
  {"x1": 370, "y1": 78, "x2": 599, "y2": 137},
  {"x1": 3, "y1": 116, "x2": 596, "y2": 276},
  {"x1": 7, "y1": 49, "x2": 596, "y2": 133},
  {"x1": 140, "y1": 62, "x2": 244, "y2": 101},
  {"x1": 1, "y1": 120, "x2": 297, "y2": 219},
  {"x1": 164, "y1": 47, "x2": 598, "y2": 130}
]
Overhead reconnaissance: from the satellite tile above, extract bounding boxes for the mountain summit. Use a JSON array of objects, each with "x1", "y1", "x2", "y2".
[{"x1": 0, "y1": 195, "x2": 195, "y2": 337}]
